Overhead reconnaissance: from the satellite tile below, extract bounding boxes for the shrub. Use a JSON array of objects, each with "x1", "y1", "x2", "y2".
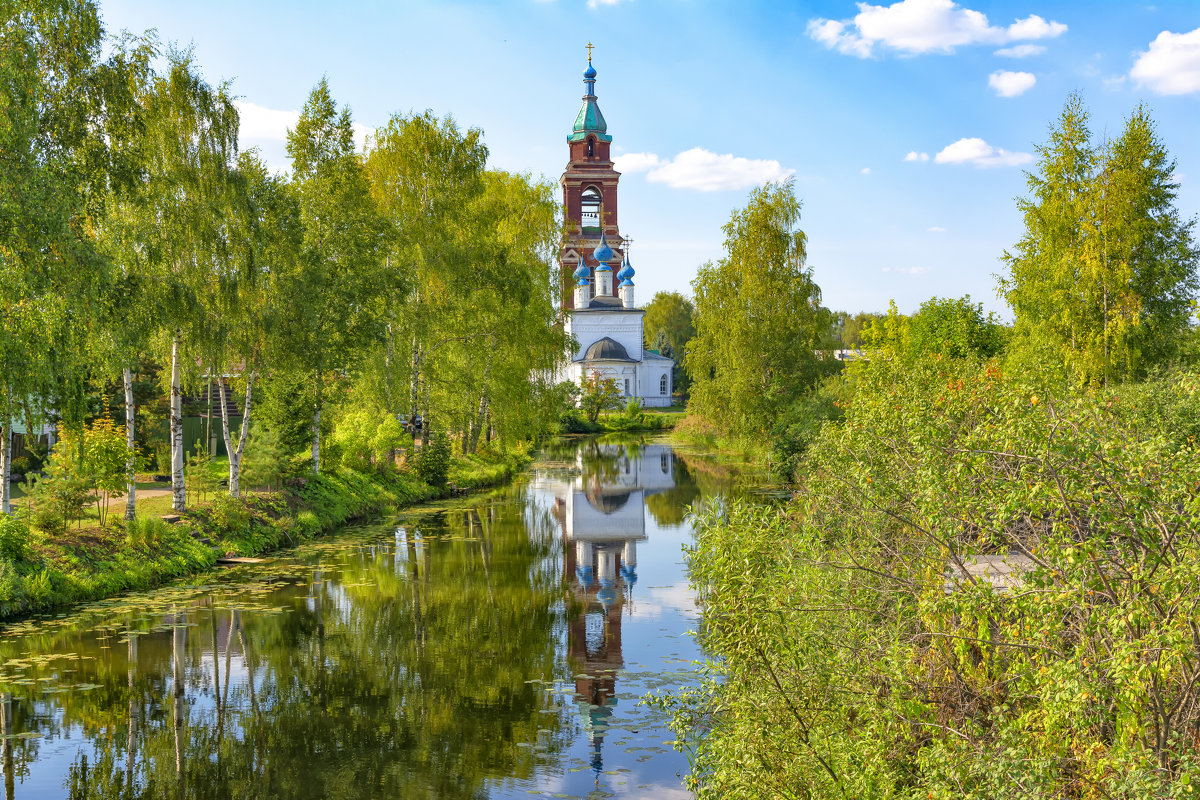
[
  {"x1": 186, "y1": 440, "x2": 219, "y2": 505},
  {"x1": 0, "y1": 515, "x2": 30, "y2": 562},
  {"x1": 28, "y1": 431, "x2": 91, "y2": 533},
  {"x1": 414, "y1": 432, "x2": 451, "y2": 489},
  {"x1": 768, "y1": 376, "x2": 846, "y2": 482},
  {"x1": 209, "y1": 494, "x2": 253, "y2": 538},
  {"x1": 125, "y1": 515, "x2": 170, "y2": 547},
  {"x1": 332, "y1": 406, "x2": 410, "y2": 473}
]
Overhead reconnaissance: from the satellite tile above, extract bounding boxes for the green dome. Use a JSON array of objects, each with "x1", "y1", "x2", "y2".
[{"x1": 568, "y1": 60, "x2": 613, "y2": 143}]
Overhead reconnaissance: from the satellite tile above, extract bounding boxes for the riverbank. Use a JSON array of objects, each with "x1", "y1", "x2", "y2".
[
  {"x1": 559, "y1": 403, "x2": 687, "y2": 434},
  {"x1": 0, "y1": 448, "x2": 531, "y2": 621},
  {"x1": 666, "y1": 413, "x2": 769, "y2": 467}
]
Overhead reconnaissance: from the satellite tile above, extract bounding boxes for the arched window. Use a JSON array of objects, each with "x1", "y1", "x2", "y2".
[
  {"x1": 580, "y1": 186, "x2": 601, "y2": 232},
  {"x1": 659, "y1": 374, "x2": 668, "y2": 395},
  {"x1": 587, "y1": 136, "x2": 595, "y2": 159}
]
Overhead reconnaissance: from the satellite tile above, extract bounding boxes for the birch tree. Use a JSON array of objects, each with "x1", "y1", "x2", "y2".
[
  {"x1": 92, "y1": 35, "x2": 158, "y2": 520},
  {"x1": 364, "y1": 112, "x2": 487, "y2": 438},
  {"x1": 206, "y1": 152, "x2": 299, "y2": 496},
  {"x1": 687, "y1": 180, "x2": 830, "y2": 436},
  {"x1": 284, "y1": 79, "x2": 386, "y2": 473},
  {"x1": 0, "y1": 0, "x2": 111, "y2": 514},
  {"x1": 136, "y1": 53, "x2": 239, "y2": 511}
]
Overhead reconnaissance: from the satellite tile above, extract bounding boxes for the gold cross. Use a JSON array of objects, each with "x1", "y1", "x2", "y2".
[{"x1": 586, "y1": 42, "x2": 594, "y2": 62}]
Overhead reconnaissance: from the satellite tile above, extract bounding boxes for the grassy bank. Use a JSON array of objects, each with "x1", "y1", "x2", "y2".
[
  {"x1": 666, "y1": 412, "x2": 768, "y2": 465},
  {"x1": 0, "y1": 448, "x2": 531, "y2": 621},
  {"x1": 559, "y1": 403, "x2": 687, "y2": 435}
]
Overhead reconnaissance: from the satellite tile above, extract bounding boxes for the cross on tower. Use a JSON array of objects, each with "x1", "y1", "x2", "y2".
[{"x1": 586, "y1": 42, "x2": 594, "y2": 62}]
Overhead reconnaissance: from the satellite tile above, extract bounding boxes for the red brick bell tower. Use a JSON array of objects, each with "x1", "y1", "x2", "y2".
[{"x1": 560, "y1": 46, "x2": 624, "y2": 309}]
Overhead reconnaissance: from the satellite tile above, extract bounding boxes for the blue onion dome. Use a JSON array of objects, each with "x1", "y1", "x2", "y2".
[
  {"x1": 584, "y1": 61, "x2": 597, "y2": 80},
  {"x1": 573, "y1": 259, "x2": 591, "y2": 284},
  {"x1": 616, "y1": 252, "x2": 634, "y2": 283},
  {"x1": 593, "y1": 231, "x2": 614, "y2": 267}
]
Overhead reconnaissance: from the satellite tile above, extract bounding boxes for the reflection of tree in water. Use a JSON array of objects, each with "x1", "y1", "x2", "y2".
[
  {"x1": 579, "y1": 439, "x2": 626, "y2": 493},
  {"x1": 644, "y1": 456, "x2": 701, "y2": 527},
  {"x1": 0, "y1": 500, "x2": 569, "y2": 800}
]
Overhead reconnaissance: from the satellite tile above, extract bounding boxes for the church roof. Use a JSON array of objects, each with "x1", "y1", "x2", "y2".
[
  {"x1": 568, "y1": 61, "x2": 613, "y2": 143},
  {"x1": 585, "y1": 295, "x2": 626, "y2": 310},
  {"x1": 580, "y1": 336, "x2": 634, "y2": 362}
]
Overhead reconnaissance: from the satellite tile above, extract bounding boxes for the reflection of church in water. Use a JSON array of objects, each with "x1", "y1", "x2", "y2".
[{"x1": 546, "y1": 442, "x2": 677, "y2": 775}]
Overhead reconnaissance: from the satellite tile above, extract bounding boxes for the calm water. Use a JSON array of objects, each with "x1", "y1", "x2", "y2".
[{"x1": 0, "y1": 437, "x2": 757, "y2": 799}]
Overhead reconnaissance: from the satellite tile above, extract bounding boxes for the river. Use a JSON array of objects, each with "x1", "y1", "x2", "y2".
[{"x1": 0, "y1": 436, "x2": 758, "y2": 799}]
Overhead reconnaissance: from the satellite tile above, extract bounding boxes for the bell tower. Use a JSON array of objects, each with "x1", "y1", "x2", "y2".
[{"x1": 560, "y1": 46, "x2": 624, "y2": 309}]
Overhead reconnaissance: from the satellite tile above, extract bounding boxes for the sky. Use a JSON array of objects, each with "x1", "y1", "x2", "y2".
[{"x1": 97, "y1": 0, "x2": 1200, "y2": 316}]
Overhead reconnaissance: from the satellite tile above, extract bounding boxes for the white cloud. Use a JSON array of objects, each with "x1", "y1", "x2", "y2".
[
  {"x1": 989, "y1": 70, "x2": 1036, "y2": 97},
  {"x1": 235, "y1": 100, "x2": 299, "y2": 141},
  {"x1": 904, "y1": 150, "x2": 930, "y2": 161},
  {"x1": 613, "y1": 152, "x2": 662, "y2": 173},
  {"x1": 927, "y1": 226, "x2": 947, "y2": 232},
  {"x1": 861, "y1": 167, "x2": 872, "y2": 175},
  {"x1": 934, "y1": 137, "x2": 1033, "y2": 167},
  {"x1": 1130, "y1": 27, "x2": 1200, "y2": 95},
  {"x1": 235, "y1": 100, "x2": 373, "y2": 170},
  {"x1": 587, "y1": 0, "x2": 628, "y2": 7},
  {"x1": 994, "y1": 43, "x2": 1046, "y2": 58},
  {"x1": 618, "y1": 147, "x2": 793, "y2": 191},
  {"x1": 807, "y1": 0, "x2": 1066, "y2": 58},
  {"x1": 883, "y1": 266, "x2": 929, "y2": 274},
  {"x1": 1005, "y1": 14, "x2": 1066, "y2": 40}
]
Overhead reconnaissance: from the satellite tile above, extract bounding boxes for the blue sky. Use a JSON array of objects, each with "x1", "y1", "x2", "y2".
[{"x1": 99, "y1": 0, "x2": 1199, "y2": 316}]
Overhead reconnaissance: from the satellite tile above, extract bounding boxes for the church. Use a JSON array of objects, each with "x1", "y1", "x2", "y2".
[{"x1": 555, "y1": 53, "x2": 675, "y2": 408}]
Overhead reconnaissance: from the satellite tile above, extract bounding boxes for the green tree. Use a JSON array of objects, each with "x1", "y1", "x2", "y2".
[
  {"x1": 205, "y1": 152, "x2": 300, "y2": 497},
  {"x1": 579, "y1": 372, "x2": 622, "y2": 424},
  {"x1": 643, "y1": 291, "x2": 695, "y2": 397},
  {"x1": 283, "y1": 79, "x2": 387, "y2": 473},
  {"x1": 125, "y1": 52, "x2": 239, "y2": 512},
  {"x1": 364, "y1": 111, "x2": 487, "y2": 439},
  {"x1": 1000, "y1": 96, "x2": 1198, "y2": 384},
  {"x1": 84, "y1": 417, "x2": 134, "y2": 529},
  {"x1": 687, "y1": 180, "x2": 830, "y2": 436},
  {"x1": 907, "y1": 295, "x2": 1007, "y2": 360},
  {"x1": 0, "y1": 0, "x2": 113, "y2": 515}
]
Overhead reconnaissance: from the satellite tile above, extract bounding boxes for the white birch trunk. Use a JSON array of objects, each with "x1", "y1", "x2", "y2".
[
  {"x1": 124, "y1": 367, "x2": 137, "y2": 521},
  {"x1": 218, "y1": 373, "x2": 255, "y2": 497},
  {"x1": 311, "y1": 371, "x2": 322, "y2": 474},
  {"x1": 0, "y1": 418, "x2": 10, "y2": 517},
  {"x1": 170, "y1": 336, "x2": 185, "y2": 513}
]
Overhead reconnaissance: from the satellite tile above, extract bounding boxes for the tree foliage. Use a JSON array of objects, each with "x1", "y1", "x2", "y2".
[
  {"x1": 672, "y1": 358, "x2": 1200, "y2": 798},
  {"x1": 643, "y1": 291, "x2": 695, "y2": 397},
  {"x1": 687, "y1": 180, "x2": 831, "y2": 436},
  {"x1": 1000, "y1": 96, "x2": 1199, "y2": 384}
]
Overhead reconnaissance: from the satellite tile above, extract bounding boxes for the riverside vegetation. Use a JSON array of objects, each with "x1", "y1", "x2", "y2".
[
  {"x1": 662, "y1": 96, "x2": 1200, "y2": 798},
  {"x1": 2, "y1": 1, "x2": 573, "y2": 621}
]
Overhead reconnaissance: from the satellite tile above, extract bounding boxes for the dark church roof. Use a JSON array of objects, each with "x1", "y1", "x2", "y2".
[
  {"x1": 581, "y1": 337, "x2": 634, "y2": 362},
  {"x1": 587, "y1": 295, "x2": 625, "y2": 309}
]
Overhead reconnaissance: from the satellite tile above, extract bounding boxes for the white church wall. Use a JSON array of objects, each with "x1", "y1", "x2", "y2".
[{"x1": 568, "y1": 310, "x2": 643, "y2": 361}]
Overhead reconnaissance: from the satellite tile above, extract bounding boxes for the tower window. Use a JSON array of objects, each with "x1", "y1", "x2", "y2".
[
  {"x1": 659, "y1": 374, "x2": 668, "y2": 395},
  {"x1": 587, "y1": 136, "x2": 595, "y2": 159},
  {"x1": 581, "y1": 186, "x2": 601, "y2": 232}
]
